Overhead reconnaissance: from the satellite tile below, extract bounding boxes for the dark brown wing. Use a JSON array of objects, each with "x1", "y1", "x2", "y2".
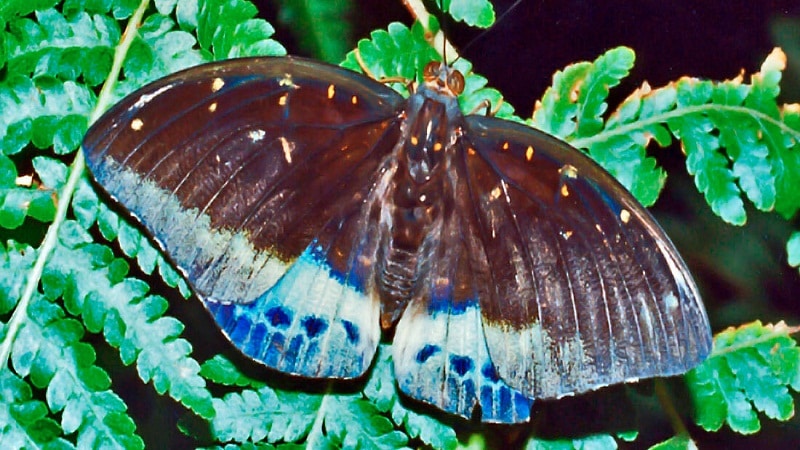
[
  {"x1": 83, "y1": 57, "x2": 404, "y2": 378},
  {"x1": 460, "y1": 115, "x2": 711, "y2": 398}
]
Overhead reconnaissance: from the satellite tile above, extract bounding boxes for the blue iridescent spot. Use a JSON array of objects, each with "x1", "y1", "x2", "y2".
[
  {"x1": 498, "y1": 384, "x2": 512, "y2": 411},
  {"x1": 265, "y1": 306, "x2": 291, "y2": 328},
  {"x1": 514, "y1": 392, "x2": 533, "y2": 416},
  {"x1": 415, "y1": 344, "x2": 441, "y2": 363},
  {"x1": 228, "y1": 316, "x2": 252, "y2": 343},
  {"x1": 427, "y1": 296, "x2": 474, "y2": 316},
  {"x1": 245, "y1": 323, "x2": 267, "y2": 357},
  {"x1": 285, "y1": 335, "x2": 304, "y2": 365},
  {"x1": 342, "y1": 320, "x2": 360, "y2": 344},
  {"x1": 449, "y1": 355, "x2": 474, "y2": 377},
  {"x1": 263, "y1": 332, "x2": 285, "y2": 366},
  {"x1": 301, "y1": 316, "x2": 328, "y2": 338},
  {"x1": 304, "y1": 241, "x2": 367, "y2": 293},
  {"x1": 481, "y1": 362, "x2": 500, "y2": 382},
  {"x1": 209, "y1": 302, "x2": 234, "y2": 329}
]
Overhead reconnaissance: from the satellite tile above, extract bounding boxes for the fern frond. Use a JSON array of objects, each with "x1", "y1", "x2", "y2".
[
  {"x1": 8, "y1": 290, "x2": 143, "y2": 449},
  {"x1": 41, "y1": 216, "x2": 215, "y2": 418},
  {"x1": 445, "y1": 0, "x2": 495, "y2": 28},
  {"x1": 545, "y1": 47, "x2": 800, "y2": 223},
  {"x1": 0, "y1": 364, "x2": 71, "y2": 448},
  {"x1": 0, "y1": 75, "x2": 92, "y2": 155},
  {"x1": 0, "y1": 155, "x2": 59, "y2": 230},
  {"x1": 5, "y1": 8, "x2": 118, "y2": 86},
  {"x1": 523, "y1": 434, "x2": 620, "y2": 450},
  {"x1": 686, "y1": 321, "x2": 800, "y2": 434},
  {"x1": 209, "y1": 386, "x2": 319, "y2": 444}
]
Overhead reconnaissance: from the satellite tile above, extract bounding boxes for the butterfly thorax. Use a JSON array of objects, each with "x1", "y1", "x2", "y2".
[{"x1": 375, "y1": 63, "x2": 465, "y2": 329}]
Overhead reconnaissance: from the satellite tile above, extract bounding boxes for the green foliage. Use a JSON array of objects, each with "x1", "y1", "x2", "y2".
[
  {"x1": 533, "y1": 47, "x2": 800, "y2": 217},
  {"x1": 1, "y1": 0, "x2": 800, "y2": 449},
  {"x1": 648, "y1": 435, "x2": 697, "y2": 450},
  {"x1": 340, "y1": 20, "x2": 515, "y2": 118},
  {"x1": 443, "y1": 0, "x2": 495, "y2": 28},
  {"x1": 524, "y1": 434, "x2": 620, "y2": 450},
  {"x1": 275, "y1": 0, "x2": 354, "y2": 63},
  {"x1": 685, "y1": 321, "x2": 800, "y2": 434}
]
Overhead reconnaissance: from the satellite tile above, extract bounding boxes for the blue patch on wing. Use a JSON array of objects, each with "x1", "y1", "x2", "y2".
[
  {"x1": 204, "y1": 244, "x2": 380, "y2": 378},
  {"x1": 393, "y1": 298, "x2": 534, "y2": 423}
]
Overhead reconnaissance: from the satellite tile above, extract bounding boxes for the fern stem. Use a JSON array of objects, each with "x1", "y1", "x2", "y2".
[
  {"x1": 654, "y1": 378, "x2": 690, "y2": 437},
  {"x1": 0, "y1": 0, "x2": 150, "y2": 370},
  {"x1": 569, "y1": 103, "x2": 800, "y2": 150},
  {"x1": 401, "y1": 0, "x2": 459, "y2": 61}
]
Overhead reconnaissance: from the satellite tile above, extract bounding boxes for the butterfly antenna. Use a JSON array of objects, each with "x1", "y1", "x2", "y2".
[{"x1": 459, "y1": 0, "x2": 526, "y2": 57}]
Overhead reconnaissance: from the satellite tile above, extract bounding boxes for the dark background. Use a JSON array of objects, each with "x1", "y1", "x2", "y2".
[{"x1": 248, "y1": 1, "x2": 800, "y2": 448}]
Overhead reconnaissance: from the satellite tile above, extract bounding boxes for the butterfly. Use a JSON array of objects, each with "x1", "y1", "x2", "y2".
[{"x1": 82, "y1": 54, "x2": 712, "y2": 424}]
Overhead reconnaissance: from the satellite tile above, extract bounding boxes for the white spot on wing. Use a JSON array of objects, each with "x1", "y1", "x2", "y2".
[
  {"x1": 249, "y1": 129, "x2": 266, "y2": 142},
  {"x1": 664, "y1": 293, "x2": 679, "y2": 312},
  {"x1": 279, "y1": 136, "x2": 295, "y2": 163},
  {"x1": 131, "y1": 118, "x2": 144, "y2": 131},
  {"x1": 559, "y1": 164, "x2": 578, "y2": 178},
  {"x1": 211, "y1": 77, "x2": 225, "y2": 92},
  {"x1": 132, "y1": 84, "x2": 175, "y2": 108},
  {"x1": 279, "y1": 73, "x2": 294, "y2": 87}
]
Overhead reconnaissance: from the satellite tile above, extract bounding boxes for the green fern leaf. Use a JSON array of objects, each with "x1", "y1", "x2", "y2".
[
  {"x1": 35, "y1": 217, "x2": 215, "y2": 419},
  {"x1": 341, "y1": 21, "x2": 440, "y2": 95},
  {"x1": 197, "y1": 0, "x2": 285, "y2": 59},
  {"x1": 787, "y1": 231, "x2": 800, "y2": 268},
  {"x1": 524, "y1": 433, "x2": 619, "y2": 450},
  {"x1": 444, "y1": 0, "x2": 495, "y2": 28},
  {"x1": 0, "y1": 369, "x2": 70, "y2": 449},
  {"x1": 8, "y1": 295, "x2": 143, "y2": 449},
  {"x1": 5, "y1": 8, "x2": 118, "y2": 86},
  {"x1": 0, "y1": 155, "x2": 59, "y2": 229},
  {"x1": 364, "y1": 345, "x2": 458, "y2": 450},
  {"x1": 532, "y1": 61, "x2": 592, "y2": 139},
  {"x1": 775, "y1": 103, "x2": 800, "y2": 218},
  {"x1": 200, "y1": 354, "x2": 264, "y2": 388},
  {"x1": 575, "y1": 47, "x2": 636, "y2": 138},
  {"x1": 686, "y1": 321, "x2": 800, "y2": 434},
  {"x1": 209, "y1": 387, "x2": 319, "y2": 443},
  {"x1": 0, "y1": 0, "x2": 59, "y2": 24},
  {"x1": 531, "y1": 47, "x2": 666, "y2": 205},
  {"x1": 544, "y1": 47, "x2": 799, "y2": 217},
  {"x1": 340, "y1": 20, "x2": 515, "y2": 119},
  {"x1": 670, "y1": 82, "x2": 747, "y2": 225},
  {"x1": 120, "y1": 13, "x2": 205, "y2": 93},
  {"x1": 648, "y1": 435, "x2": 698, "y2": 450},
  {"x1": 0, "y1": 242, "x2": 36, "y2": 314},
  {"x1": 321, "y1": 396, "x2": 410, "y2": 449},
  {"x1": 0, "y1": 75, "x2": 92, "y2": 155}
]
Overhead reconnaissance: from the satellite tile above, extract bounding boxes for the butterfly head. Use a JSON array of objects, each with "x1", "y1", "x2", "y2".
[{"x1": 422, "y1": 61, "x2": 465, "y2": 98}]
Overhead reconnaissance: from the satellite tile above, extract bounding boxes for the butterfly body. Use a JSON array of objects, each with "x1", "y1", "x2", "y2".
[{"x1": 83, "y1": 56, "x2": 711, "y2": 423}]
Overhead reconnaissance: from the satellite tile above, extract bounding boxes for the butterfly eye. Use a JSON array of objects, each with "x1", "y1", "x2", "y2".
[
  {"x1": 423, "y1": 61, "x2": 439, "y2": 83},
  {"x1": 447, "y1": 70, "x2": 465, "y2": 95}
]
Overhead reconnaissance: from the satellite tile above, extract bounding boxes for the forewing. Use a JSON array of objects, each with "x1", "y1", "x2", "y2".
[
  {"x1": 462, "y1": 115, "x2": 712, "y2": 398},
  {"x1": 83, "y1": 57, "x2": 404, "y2": 378}
]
